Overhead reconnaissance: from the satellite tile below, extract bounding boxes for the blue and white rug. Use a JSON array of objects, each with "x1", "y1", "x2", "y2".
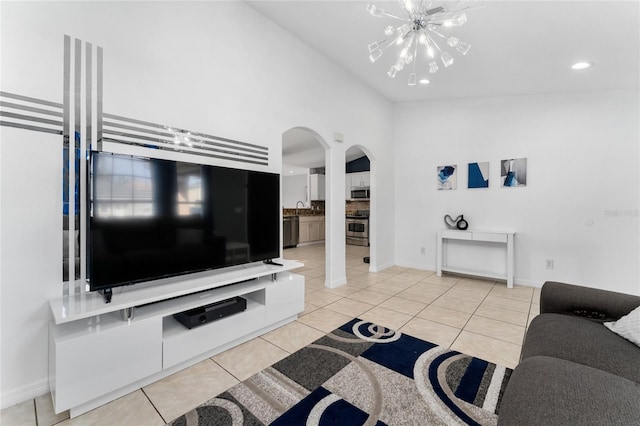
[{"x1": 169, "y1": 318, "x2": 512, "y2": 426}]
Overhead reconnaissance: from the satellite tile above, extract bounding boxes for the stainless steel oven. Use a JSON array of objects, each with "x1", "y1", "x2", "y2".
[{"x1": 346, "y1": 210, "x2": 369, "y2": 246}]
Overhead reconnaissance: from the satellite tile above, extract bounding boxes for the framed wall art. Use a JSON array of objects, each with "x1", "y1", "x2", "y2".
[
  {"x1": 437, "y1": 165, "x2": 457, "y2": 190},
  {"x1": 468, "y1": 161, "x2": 489, "y2": 189},
  {"x1": 501, "y1": 158, "x2": 527, "y2": 187}
]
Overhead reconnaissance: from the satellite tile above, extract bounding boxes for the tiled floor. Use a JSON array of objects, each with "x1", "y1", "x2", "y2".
[{"x1": 1, "y1": 243, "x2": 540, "y2": 425}]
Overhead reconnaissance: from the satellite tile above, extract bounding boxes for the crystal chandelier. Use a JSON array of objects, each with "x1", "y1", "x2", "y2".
[{"x1": 367, "y1": 1, "x2": 481, "y2": 85}]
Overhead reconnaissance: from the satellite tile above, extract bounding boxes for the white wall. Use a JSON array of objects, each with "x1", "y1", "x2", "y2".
[
  {"x1": 0, "y1": 1, "x2": 395, "y2": 406},
  {"x1": 394, "y1": 90, "x2": 639, "y2": 294}
]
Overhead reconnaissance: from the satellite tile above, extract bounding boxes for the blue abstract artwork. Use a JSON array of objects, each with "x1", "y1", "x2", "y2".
[
  {"x1": 468, "y1": 161, "x2": 489, "y2": 189},
  {"x1": 501, "y1": 158, "x2": 527, "y2": 187},
  {"x1": 437, "y1": 165, "x2": 457, "y2": 190}
]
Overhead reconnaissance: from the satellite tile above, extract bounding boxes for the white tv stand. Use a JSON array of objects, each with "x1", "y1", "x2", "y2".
[{"x1": 48, "y1": 259, "x2": 304, "y2": 417}]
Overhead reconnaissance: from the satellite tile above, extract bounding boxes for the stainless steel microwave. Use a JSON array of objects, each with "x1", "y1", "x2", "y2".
[{"x1": 350, "y1": 187, "x2": 370, "y2": 199}]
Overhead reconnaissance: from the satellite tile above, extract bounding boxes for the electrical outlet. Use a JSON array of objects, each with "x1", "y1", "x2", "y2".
[
  {"x1": 545, "y1": 259, "x2": 554, "y2": 269},
  {"x1": 420, "y1": 247, "x2": 426, "y2": 255}
]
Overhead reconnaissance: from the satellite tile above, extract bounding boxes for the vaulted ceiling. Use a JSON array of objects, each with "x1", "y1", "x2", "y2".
[{"x1": 253, "y1": 1, "x2": 639, "y2": 167}]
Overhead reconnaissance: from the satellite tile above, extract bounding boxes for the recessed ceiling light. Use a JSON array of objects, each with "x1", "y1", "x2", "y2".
[
  {"x1": 571, "y1": 62, "x2": 593, "y2": 70},
  {"x1": 419, "y1": 78, "x2": 431, "y2": 85},
  {"x1": 289, "y1": 170, "x2": 294, "y2": 174}
]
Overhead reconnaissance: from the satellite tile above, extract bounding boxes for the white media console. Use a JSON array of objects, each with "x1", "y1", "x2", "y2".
[{"x1": 48, "y1": 259, "x2": 304, "y2": 417}]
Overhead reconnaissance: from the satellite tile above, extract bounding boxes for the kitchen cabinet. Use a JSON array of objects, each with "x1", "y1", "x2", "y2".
[
  {"x1": 345, "y1": 171, "x2": 370, "y2": 199},
  {"x1": 350, "y1": 171, "x2": 370, "y2": 188},
  {"x1": 309, "y1": 174, "x2": 325, "y2": 201},
  {"x1": 299, "y1": 216, "x2": 325, "y2": 244},
  {"x1": 282, "y1": 174, "x2": 308, "y2": 208}
]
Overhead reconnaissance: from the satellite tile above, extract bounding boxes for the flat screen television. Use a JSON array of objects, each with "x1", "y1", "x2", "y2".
[{"x1": 88, "y1": 151, "x2": 280, "y2": 295}]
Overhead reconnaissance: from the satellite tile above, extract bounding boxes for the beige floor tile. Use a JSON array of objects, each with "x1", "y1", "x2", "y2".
[
  {"x1": 305, "y1": 277, "x2": 326, "y2": 290},
  {"x1": 300, "y1": 301, "x2": 322, "y2": 316},
  {"x1": 1, "y1": 399, "x2": 36, "y2": 426},
  {"x1": 383, "y1": 265, "x2": 410, "y2": 274},
  {"x1": 320, "y1": 285, "x2": 361, "y2": 297},
  {"x1": 399, "y1": 269, "x2": 436, "y2": 279},
  {"x1": 363, "y1": 282, "x2": 404, "y2": 296},
  {"x1": 431, "y1": 295, "x2": 482, "y2": 314},
  {"x1": 442, "y1": 287, "x2": 490, "y2": 303},
  {"x1": 405, "y1": 283, "x2": 449, "y2": 297},
  {"x1": 383, "y1": 274, "x2": 424, "y2": 285},
  {"x1": 262, "y1": 321, "x2": 325, "y2": 353},
  {"x1": 143, "y1": 359, "x2": 238, "y2": 422},
  {"x1": 474, "y1": 304, "x2": 529, "y2": 326},
  {"x1": 378, "y1": 296, "x2": 427, "y2": 316},
  {"x1": 349, "y1": 272, "x2": 393, "y2": 284},
  {"x1": 296, "y1": 307, "x2": 354, "y2": 333},
  {"x1": 530, "y1": 303, "x2": 540, "y2": 316},
  {"x1": 421, "y1": 274, "x2": 460, "y2": 286},
  {"x1": 451, "y1": 331, "x2": 521, "y2": 370},
  {"x1": 305, "y1": 291, "x2": 343, "y2": 307},
  {"x1": 481, "y1": 294, "x2": 531, "y2": 313},
  {"x1": 346, "y1": 289, "x2": 391, "y2": 305},
  {"x1": 325, "y1": 298, "x2": 375, "y2": 317},
  {"x1": 359, "y1": 306, "x2": 413, "y2": 331},
  {"x1": 399, "y1": 317, "x2": 461, "y2": 347},
  {"x1": 35, "y1": 393, "x2": 69, "y2": 426},
  {"x1": 212, "y1": 338, "x2": 289, "y2": 382},
  {"x1": 417, "y1": 305, "x2": 472, "y2": 329},
  {"x1": 57, "y1": 390, "x2": 164, "y2": 426},
  {"x1": 489, "y1": 284, "x2": 534, "y2": 303},
  {"x1": 532, "y1": 287, "x2": 542, "y2": 304},
  {"x1": 464, "y1": 316, "x2": 526, "y2": 345},
  {"x1": 454, "y1": 278, "x2": 496, "y2": 290}
]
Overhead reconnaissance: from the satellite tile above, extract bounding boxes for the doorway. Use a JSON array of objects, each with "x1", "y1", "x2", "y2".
[{"x1": 281, "y1": 127, "x2": 329, "y2": 285}]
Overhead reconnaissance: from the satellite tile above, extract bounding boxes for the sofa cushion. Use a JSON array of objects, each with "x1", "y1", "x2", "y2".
[
  {"x1": 498, "y1": 356, "x2": 640, "y2": 425},
  {"x1": 522, "y1": 313, "x2": 640, "y2": 383}
]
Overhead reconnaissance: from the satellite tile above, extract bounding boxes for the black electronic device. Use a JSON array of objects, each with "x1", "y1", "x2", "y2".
[
  {"x1": 87, "y1": 151, "x2": 280, "y2": 297},
  {"x1": 173, "y1": 296, "x2": 247, "y2": 329}
]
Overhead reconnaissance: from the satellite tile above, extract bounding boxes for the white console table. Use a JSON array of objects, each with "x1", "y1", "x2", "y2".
[
  {"x1": 48, "y1": 259, "x2": 304, "y2": 417},
  {"x1": 436, "y1": 230, "x2": 515, "y2": 288}
]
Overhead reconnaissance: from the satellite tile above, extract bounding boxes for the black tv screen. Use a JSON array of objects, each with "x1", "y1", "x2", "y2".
[{"x1": 88, "y1": 151, "x2": 280, "y2": 292}]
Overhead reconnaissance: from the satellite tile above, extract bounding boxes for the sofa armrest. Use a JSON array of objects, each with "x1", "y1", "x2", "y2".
[{"x1": 540, "y1": 281, "x2": 640, "y2": 322}]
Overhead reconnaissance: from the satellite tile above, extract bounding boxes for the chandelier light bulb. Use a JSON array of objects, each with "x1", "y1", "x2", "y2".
[
  {"x1": 446, "y1": 13, "x2": 467, "y2": 27},
  {"x1": 367, "y1": 4, "x2": 384, "y2": 17},
  {"x1": 369, "y1": 49, "x2": 383, "y2": 63},
  {"x1": 366, "y1": 1, "x2": 479, "y2": 84},
  {"x1": 456, "y1": 42, "x2": 471, "y2": 55},
  {"x1": 441, "y1": 51, "x2": 454, "y2": 67}
]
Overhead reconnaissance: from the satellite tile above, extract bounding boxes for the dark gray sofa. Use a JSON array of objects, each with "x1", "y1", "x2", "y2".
[{"x1": 498, "y1": 281, "x2": 640, "y2": 425}]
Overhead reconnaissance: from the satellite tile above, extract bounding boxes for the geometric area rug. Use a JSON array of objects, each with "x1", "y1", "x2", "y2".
[{"x1": 169, "y1": 318, "x2": 513, "y2": 426}]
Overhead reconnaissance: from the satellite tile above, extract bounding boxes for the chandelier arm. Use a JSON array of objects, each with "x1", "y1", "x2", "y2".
[
  {"x1": 426, "y1": 34, "x2": 443, "y2": 53},
  {"x1": 411, "y1": 40, "x2": 418, "y2": 73},
  {"x1": 380, "y1": 11, "x2": 410, "y2": 21},
  {"x1": 428, "y1": 28, "x2": 449, "y2": 40}
]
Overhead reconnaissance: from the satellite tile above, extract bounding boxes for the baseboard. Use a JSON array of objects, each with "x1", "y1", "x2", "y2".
[
  {"x1": 369, "y1": 261, "x2": 395, "y2": 273},
  {"x1": 325, "y1": 276, "x2": 347, "y2": 289},
  {"x1": 0, "y1": 377, "x2": 49, "y2": 410},
  {"x1": 394, "y1": 261, "x2": 436, "y2": 271}
]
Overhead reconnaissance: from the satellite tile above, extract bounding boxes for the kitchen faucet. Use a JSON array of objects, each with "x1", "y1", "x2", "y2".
[{"x1": 296, "y1": 201, "x2": 304, "y2": 215}]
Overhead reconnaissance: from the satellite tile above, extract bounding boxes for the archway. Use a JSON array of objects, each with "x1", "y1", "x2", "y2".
[
  {"x1": 345, "y1": 145, "x2": 376, "y2": 276},
  {"x1": 281, "y1": 127, "x2": 332, "y2": 289}
]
